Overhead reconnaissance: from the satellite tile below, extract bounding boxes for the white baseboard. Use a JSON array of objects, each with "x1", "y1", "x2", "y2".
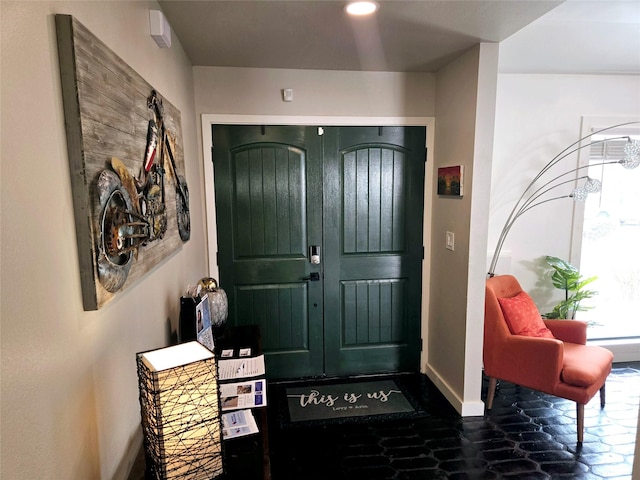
[{"x1": 424, "y1": 363, "x2": 486, "y2": 417}]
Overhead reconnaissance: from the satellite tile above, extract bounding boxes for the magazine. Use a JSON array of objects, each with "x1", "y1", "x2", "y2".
[{"x1": 195, "y1": 294, "x2": 214, "y2": 351}]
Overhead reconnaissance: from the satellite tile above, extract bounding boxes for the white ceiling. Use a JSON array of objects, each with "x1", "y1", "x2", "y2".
[
  {"x1": 158, "y1": 0, "x2": 640, "y2": 75},
  {"x1": 499, "y1": 0, "x2": 640, "y2": 74}
]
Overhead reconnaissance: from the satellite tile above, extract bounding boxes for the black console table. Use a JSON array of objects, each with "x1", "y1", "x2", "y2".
[{"x1": 215, "y1": 325, "x2": 271, "y2": 480}]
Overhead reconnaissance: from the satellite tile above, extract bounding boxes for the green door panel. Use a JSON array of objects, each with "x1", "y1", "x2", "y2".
[
  {"x1": 231, "y1": 145, "x2": 306, "y2": 258},
  {"x1": 235, "y1": 282, "x2": 314, "y2": 378},
  {"x1": 213, "y1": 125, "x2": 323, "y2": 379},
  {"x1": 341, "y1": 279, "x2": 406, "y2": 345},
  {"x1": 341, "y1": 146, "x2": 406, "y2": 253},
  {"x1": 212, "y1": 125, "x2": 425, "y2": 379},
  {"x1": 323, "y1": 127, "x2": 425, "y2": 376}
]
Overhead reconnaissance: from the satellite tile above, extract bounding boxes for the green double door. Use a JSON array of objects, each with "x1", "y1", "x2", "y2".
[{"x1": 212, "y1": 125, "x2": 425, "y2": 379}]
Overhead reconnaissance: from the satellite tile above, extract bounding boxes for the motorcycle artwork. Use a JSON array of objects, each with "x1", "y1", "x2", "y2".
[{"x1": 95, "y1": 90, "x2": 191, "y2": 293}]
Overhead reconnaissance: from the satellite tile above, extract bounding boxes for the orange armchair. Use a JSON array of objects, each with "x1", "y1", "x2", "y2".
[{"x1": 484, "y1": 274, "x2": 614, "y2": 443}]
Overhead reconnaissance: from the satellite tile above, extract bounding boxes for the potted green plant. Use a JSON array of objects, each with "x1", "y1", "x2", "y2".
[{"x1": 543, "y1": 256, "x2": 598, "y2": 319}]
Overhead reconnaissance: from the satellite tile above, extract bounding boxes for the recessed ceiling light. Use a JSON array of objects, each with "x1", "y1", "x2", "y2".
[{"x1": 345, "y1": 1, "x2": 379, "y2": 16}]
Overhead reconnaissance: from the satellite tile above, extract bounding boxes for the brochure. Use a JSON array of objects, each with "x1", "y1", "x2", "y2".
[
  {"x1": 220, "y1": 378, "x2": 267, "y2": 411},
  {"x1": 218, "y1": 354, "x2": 266, "y2": 381},
  {"x1": 221, "y1": 409, "x2": 259, "y2": 439}
]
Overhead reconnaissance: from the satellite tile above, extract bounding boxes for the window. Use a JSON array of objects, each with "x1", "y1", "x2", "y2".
[{"x1": 576, "y1": 129, "x2": 640, "y2": 342}]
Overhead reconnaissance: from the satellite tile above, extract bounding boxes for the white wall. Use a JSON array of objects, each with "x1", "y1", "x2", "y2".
[
  {"x1": 490, "y1": 74, "x2": 640, "y2": 308},
  {"x1": 426, "y1": 44, "x2": 498, "y2": 416},
  {"x1": 194, "y1": 66, "x2": 436, "y2": 118},
  {"x1": 1, "y1": 2, "x2": 205, "y2": 478},
  {"x1": 491, "y1": 71, "x2": 640, "y2": 480},
  {"x1": 465, "y1": 44, "x2": 499, "y2": 414}
]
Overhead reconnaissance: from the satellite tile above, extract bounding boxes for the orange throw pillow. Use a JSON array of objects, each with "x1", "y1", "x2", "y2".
[{"x1": 498, "y1": 291, "x2": 555, "y2": 339}]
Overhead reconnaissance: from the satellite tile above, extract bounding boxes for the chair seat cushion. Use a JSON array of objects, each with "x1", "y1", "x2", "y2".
[
  {"x1": 562, "y1": 343, "x2": 614, "y2": 387},
  {"x1": 498, "y1": 291, "x2": 555, "y2": 339}
]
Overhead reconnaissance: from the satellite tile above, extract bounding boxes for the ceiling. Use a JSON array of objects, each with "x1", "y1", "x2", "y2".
[{"x1": 158, "y1": 0, "x2": 640, "y2": 74}]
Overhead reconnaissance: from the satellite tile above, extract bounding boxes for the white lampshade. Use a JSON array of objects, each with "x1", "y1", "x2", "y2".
[{"x1": 137, "y1": 342, "x2": 223, "y2": 479}]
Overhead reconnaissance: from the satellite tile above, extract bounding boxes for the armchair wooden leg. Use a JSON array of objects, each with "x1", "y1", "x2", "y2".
[
  {"x1": 599, "y1": 383, "x2": 606, "y2": 408},
  {"x1": 577, "y1": 403, "x2": 585, "y2": 444},
  {"x1": 486, "y1": 377, "x2": 497, "y2": 410}
]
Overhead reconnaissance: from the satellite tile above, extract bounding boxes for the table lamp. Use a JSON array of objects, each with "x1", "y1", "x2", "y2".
[{"x1": 136, "y1": 341, "x2": 224, "y2": 479}]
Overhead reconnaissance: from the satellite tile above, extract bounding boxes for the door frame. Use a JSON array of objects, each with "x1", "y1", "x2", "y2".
[{"x1": 201, "y1": 114, "x2": 436, "y2": 373}]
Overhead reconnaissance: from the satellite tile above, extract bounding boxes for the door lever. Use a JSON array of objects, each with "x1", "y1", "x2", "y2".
[{"x1": 301, "y1": 272, "x2": 320, "y2": 282}]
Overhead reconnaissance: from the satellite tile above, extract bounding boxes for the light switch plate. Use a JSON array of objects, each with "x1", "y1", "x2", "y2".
[{"x1": 446, "y1": 231, "x2": 455, "y2": 251}]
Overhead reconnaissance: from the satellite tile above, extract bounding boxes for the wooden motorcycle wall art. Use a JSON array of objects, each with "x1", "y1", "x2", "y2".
[
  {"x1": 56, "y1": 15, "x2": 190, "y2": 310},
  {"x1": 95, "y1": 90, "x2": 190, "y2": 293}
]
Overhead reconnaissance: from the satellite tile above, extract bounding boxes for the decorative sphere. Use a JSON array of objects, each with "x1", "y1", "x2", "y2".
[
  {"x1": 584, "y1": 178, "x2": 602, "y2": 193},
  {"x1": 621, "y1": 140, "x2": 640, "y2": 169},
  {"x1": 197, "y1": 277, "x2": 228, "y2": 327},
  {"x1": 206, "y1": 289, "x2": 228, "y2": 327},
  {"x1": 571, "y1": 188, "x2": 588, "y2": 202}
]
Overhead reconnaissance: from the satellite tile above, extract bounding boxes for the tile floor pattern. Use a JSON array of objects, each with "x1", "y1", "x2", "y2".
[
  {"x1": 267, "y1": 363, "x2": 640, "y2": 480},
  {"x1": 128, "y1": 363, "x2": 639, "y2": 479}
]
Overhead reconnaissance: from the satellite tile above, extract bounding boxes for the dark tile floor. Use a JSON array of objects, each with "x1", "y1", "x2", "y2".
[
  {"x1": 267, "y1": 362, "x2": 640, "y2": 480},
  {"x1": 128, "y1": 362, "x2": 639, "y2": 479}
]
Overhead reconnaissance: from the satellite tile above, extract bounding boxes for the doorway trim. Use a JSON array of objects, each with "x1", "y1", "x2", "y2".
[{"x1": 200, "y1": 113, "x2": 436, "y2": 372}]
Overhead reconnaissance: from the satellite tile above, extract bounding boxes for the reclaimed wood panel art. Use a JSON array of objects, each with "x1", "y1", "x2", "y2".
[{"x1": 56, "y1": 15, "x2": 190, "y2": 310}]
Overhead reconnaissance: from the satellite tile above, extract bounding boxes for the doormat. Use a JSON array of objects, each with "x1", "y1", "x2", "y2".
[{"x1": 284, "y1": 378, "x2": 420, "y2": 425}]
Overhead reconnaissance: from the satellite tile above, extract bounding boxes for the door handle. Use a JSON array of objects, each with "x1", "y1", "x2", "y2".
[{"x1": 301, "y1": 272, "x2": 320, "y2": 282}]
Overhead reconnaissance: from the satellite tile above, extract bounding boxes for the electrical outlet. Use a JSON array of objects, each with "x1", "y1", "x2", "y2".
[{"x1": 446, "y1": 231, "x2": 455, "y2": 251}]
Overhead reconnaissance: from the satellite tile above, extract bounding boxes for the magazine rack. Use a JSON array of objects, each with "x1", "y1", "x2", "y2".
[{"x1": 215, "y1": 325, "x2": 270, "y2": 480}]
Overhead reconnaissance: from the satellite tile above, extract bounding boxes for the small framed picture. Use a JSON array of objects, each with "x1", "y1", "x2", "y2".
[{"x1": 437, "y1": 165, "x2": 464, "y2": 197}]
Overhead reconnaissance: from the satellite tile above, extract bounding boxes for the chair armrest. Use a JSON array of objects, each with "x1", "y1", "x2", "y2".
[
  {"x1": 488, "y1": 335, "x2": 564, "y2": 394},
  {"x1": 544, "y1": 320, "x2": 587, "y2": 345}
]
